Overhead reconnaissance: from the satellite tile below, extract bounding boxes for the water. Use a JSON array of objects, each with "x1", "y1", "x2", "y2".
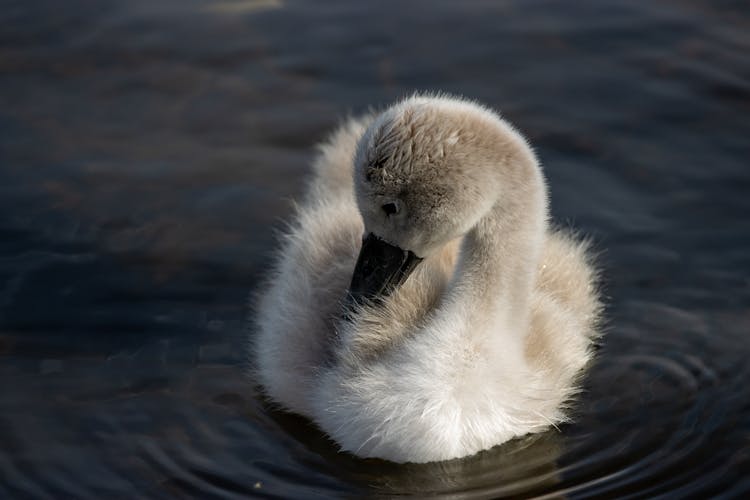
[{"x1": 1, "y1": 0, "x2": 749, "y2": 497}]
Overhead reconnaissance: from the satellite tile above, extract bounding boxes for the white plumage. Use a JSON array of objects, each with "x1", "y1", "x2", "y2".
[{"x1": 253, "y1": 94, "x2": 602, "y2": 463}]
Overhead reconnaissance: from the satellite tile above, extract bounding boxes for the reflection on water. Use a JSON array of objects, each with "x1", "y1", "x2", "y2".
[{"x1": 1, "y1": 0, "x2": 749, "y2": 497}]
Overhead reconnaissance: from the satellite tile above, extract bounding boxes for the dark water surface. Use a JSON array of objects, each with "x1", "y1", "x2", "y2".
[{"x1": 2, "y1": 0, "x2": 749, "y2": 497}]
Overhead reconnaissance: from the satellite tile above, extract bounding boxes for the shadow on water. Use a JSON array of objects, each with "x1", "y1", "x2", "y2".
[
  {"x1": 1, "y1": 0, "x2": 750, "y2": 497},
  {"x1": 262, "y1": 400, "x2": 566, "y2": 498}
]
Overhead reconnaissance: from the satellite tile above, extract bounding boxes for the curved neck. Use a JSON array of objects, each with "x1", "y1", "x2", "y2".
[{"x1": 442, "y1": 161, "x2": 548, "y2": 345}]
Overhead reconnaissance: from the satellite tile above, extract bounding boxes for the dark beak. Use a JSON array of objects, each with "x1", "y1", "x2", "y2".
[{"x1": 346, "y1": 233, "x2": 423, "y2": 309}]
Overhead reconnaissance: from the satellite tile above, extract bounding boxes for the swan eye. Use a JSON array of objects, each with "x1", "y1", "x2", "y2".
[{"x1": 382, "y1": 202, "x2": 399, "y2": 216}]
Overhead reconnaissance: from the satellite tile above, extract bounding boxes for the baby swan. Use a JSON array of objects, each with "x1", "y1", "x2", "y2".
[{"x1": 254, "y1": 94, "x2": 601, "y2": 463}]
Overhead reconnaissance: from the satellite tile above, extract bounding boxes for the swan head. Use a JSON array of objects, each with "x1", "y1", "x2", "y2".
[{"x1": 347, "y1": 95, "x2": 539, "y2": 305}]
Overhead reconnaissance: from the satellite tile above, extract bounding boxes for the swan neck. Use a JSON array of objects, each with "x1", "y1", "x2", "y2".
[{"x1": 452, "y1": 165, "x2": 547, "y2": 338}]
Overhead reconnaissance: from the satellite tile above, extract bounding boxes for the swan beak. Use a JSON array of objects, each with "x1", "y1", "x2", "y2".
[{"x1": 347, "y1": 233, "x2": 423, "y2": 307}]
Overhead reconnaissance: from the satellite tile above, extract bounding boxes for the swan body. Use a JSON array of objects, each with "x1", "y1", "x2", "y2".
[{"x1": 253, "y1": 94, "x2": 601, "y2": 463}]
